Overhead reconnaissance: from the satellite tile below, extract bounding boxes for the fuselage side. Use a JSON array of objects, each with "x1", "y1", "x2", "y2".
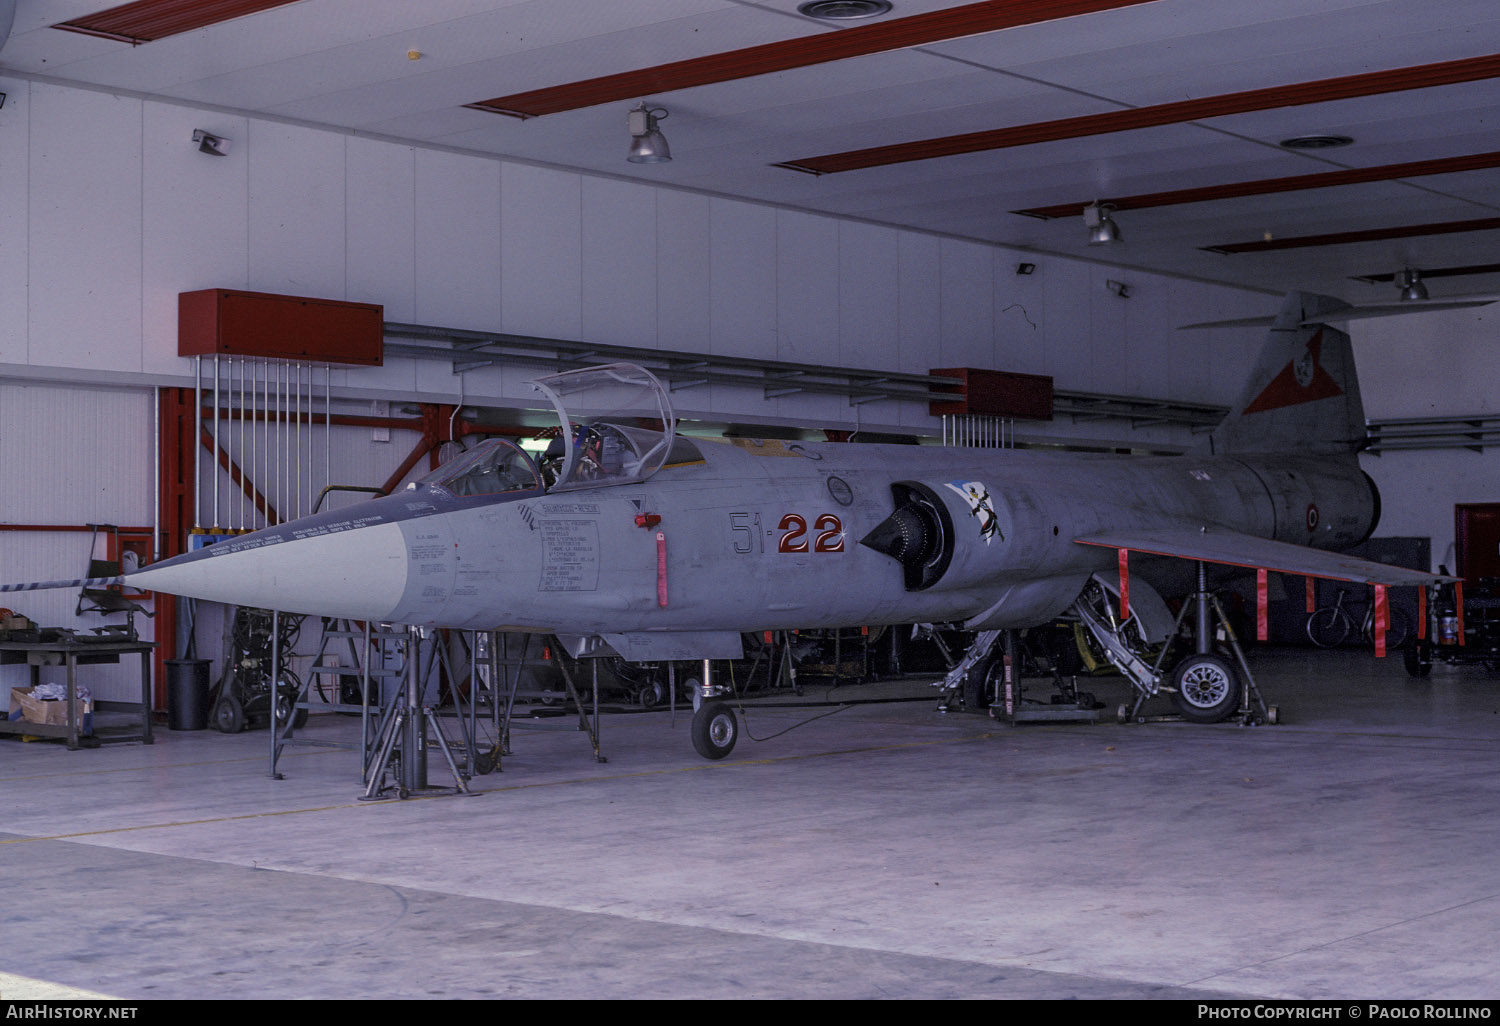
[{"x1": 130, "y1": 436, "x2": 1377, "y2": 634}]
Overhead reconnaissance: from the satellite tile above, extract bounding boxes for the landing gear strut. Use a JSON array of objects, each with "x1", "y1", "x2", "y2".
[
  {"x1": 1073, "y1": 562, "x2": 1277, "y2": 726},
  {"x1": 689, "y1": 658, "x2": 739, "y2": 759}
]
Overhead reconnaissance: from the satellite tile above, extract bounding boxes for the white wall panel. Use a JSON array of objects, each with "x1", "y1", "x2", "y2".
[
  {"x1": 0, "y1": 79, "x2": 30, "y2": 366},
  {"x1": 140, "y1": 102, "x2": 250, "y2": 377},
  {"x1": 1120, "y1": 279, "x2": 1168, "y2": 399},
  {"x1": 0, "y1": 381, "x2": 154, "y2": 701},
  {"x1": 501, "y1": 163, "x2": 582, "y2": 344},
  {"x1": 414, "y1": 146, "x2": 502, "y2": 296},
  {"x1": 993, "y1": 251, "x2": 1046, "y2": 377},
  {"x1": 246, "y1": 120, "x2": 346, "y2": 300},
  {"x1": 1358, "y1": 306, "x2": 1499, "y2": 419},
  {"x1": 346, "y1": 135, "x2": 416, "y2": 322},
  {"x1": 775, "y1": 210, "x2": 839, "y2": 365},
  {"x1": 838, "y1": 221, "x2": 900, "y2": 372},
  {"x1": 1363, "y1": 450, "x2": 1499, "y2": 573},
  {"x1": 1085, "y1": 269, "x2": 1129, "y2": 396},
  {"x1": 894, "y1": 232, "x2": 941, "y2": 428},
  {"x1": 28, "y1": 84, "x2": 143, "y2": 372},
  {"x1": 1039, "y1": 260, "x2": 1089, "y2": 388},
  {"x1": 340, "y1": 137, "x2": 418, "y2": 396},
  {"x1": 938, "y1": 238, "x2": 993, "y2": 371},
  {"x1": 0, "y1": 383, "x2": 152, "y2": 524},
  {"x1": 581, "y1": 177, "x2": 657, "y2": 351},
  {"x1": 411, "y1": 148, "x2": 500, "y2": 396},
  {"x1": 709, "y1": 198, "x2": 776, "y2": 355},
  {"x1": 1163, "y1": 279, "x2": 1213, "y2": 402},
  {"x1": 655, "y1": 189, "x2": 711, "y2": 351},
  {"x1": 709, "y1": 198, "x2": 776, "y2": 416},
  {"x1": 653, "y1": 190, "x2": 712, "y2": 420},
  {"x1": 0, "y1": 81, "x2": 1317, "y2": 444},
  {"x1": 774, "y1": 210, "x2": 841, "y2": 423}
]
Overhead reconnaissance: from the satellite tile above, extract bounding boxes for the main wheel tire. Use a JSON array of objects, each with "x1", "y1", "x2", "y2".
[
  {"x1": 213, "y1": 695, "x2": 245, "y2": 734},
  {"x1": 1404, "y1": 638, "x2": 1433, "y2": 678},
  {"x1": 1170, "y1": 653, "x2": 1240, "y2": 723},
  {"x1": 690, "y1": 701, "x2": 738, "y2": 760},
  {"x1": 1307, "y1": 607, "x2": 1352, "y2": 648}
]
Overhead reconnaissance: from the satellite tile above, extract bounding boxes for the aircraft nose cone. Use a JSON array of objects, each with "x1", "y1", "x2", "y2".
[{"x1": 131, "y1": 520, "x2": 410, "y2": 620}]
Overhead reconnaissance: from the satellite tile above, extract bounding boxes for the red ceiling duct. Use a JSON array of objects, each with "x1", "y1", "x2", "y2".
[
  {"x1": 467, "y1": 0, "x2": 1161, "y2": 118},
  {"x1": 1015, "y1": 151, "x2": 1500, "y2": 220},
  {"x1": 55, "y1": 0, "x2": 303, "y2": 44},
  {"x1": 1204, "y1": 217, "x2": 1500, "y2": 255},
  {"x1": 780, "y1": 53, "x2": 1500, "y2": 174}
]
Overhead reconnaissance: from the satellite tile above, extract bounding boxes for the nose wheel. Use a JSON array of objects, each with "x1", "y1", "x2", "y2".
[{"x1": 691, "y1": 700, "x2": 739, "y2": 760}]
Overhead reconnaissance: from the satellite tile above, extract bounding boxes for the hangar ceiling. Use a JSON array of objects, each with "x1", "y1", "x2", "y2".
[{"x1": 4, "y1": 0, "x2": 1500, "y2": 301}]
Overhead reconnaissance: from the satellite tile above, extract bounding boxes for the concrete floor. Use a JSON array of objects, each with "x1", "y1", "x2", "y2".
[{"x1": 3, "y1": 647, "x2": 1500, "y2": 1000}]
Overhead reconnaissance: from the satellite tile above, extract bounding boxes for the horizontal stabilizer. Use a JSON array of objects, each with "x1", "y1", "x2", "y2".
[
  {"x1": 1181, "y1": 298, "x2": 1495, "y2": 330},
  {"x1": 1074, "y1": 527, "x2": 1450, "y2": 588}
]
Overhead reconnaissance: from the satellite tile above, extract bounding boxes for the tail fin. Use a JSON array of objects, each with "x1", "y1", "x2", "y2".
[{"x1": 1207, "y1": 291, "x2": 1366, "y2": 455}]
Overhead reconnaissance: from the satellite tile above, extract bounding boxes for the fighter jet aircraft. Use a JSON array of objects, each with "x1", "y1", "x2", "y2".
[{"x1": 3, "y1": 291, "x2": 1454, "y2": 757}]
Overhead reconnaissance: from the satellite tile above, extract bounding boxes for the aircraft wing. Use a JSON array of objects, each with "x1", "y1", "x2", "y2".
[{"x1": 1074, "y1": 526, "x2": 1450, "y2": 587}]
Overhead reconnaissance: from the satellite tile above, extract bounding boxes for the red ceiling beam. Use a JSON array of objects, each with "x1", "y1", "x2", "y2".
[
  {"x1": 1204, "y1": 216, "x2": 1500, "y2": 254},
  {"x1": 1353, "y1": 262, "x2": 1500, "y2": 284},
  {"x1": 780, "y1": 52, "x2": 1500, "y2": 174},
  {"x1": 467, "y1": 0, "x2": 1163, "y2": 118},
  {"x1": 54, "y1": 0, "x2": 303, "y2": 44},
  {"x1": 1013, "y1": 150, "x2": 1500, "y2": 220}
]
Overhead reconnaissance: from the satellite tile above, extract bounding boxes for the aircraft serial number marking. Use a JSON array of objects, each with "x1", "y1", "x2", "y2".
[
  {"x1": 777, "y1": 513, "x2": 844, "y2": 554},
  {"x1": 728, "y1": 512, "x2": 846, "y2": 554}
]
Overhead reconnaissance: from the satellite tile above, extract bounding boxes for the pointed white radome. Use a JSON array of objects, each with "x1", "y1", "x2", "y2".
[{"x1": 131, "y1": 522, "x2": 410, "y2": 621}]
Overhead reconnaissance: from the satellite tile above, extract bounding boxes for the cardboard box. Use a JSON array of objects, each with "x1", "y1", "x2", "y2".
[{"x1": 9, "y1": 686, "x2": 93, "y2": 735}]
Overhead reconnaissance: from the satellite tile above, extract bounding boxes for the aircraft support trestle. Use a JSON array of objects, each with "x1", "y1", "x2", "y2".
[{"x1": 360, "y1": 626, "x2": 477, "y2": 800}]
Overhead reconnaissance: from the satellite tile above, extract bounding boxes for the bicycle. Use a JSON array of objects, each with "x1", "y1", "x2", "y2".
[{"x1": 1306, "y1": 586, "x2": 1411, "y2": 650}]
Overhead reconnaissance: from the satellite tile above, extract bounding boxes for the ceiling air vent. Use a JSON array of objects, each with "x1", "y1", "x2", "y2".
[
  {"x1": 1279, "y1": 135, "x2": 1355, "y2": 150},
  {"x1": 797, "y1": 1, "x2": 894, "y2": 19}
]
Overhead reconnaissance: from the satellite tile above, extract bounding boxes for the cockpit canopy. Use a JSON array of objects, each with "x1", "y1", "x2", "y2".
[
  {"x1": 420, "y1": 438, "x2": 541, "y2": 497},
  {"x1": 421, "y1": 365, "x2": 696, "y2": 499},
  {"x1": 530, "y1": 363, "x2": 678, "y2": 493}
]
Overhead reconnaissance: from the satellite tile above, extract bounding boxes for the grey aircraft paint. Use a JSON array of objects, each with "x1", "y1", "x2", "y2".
[{"x1": 4, "y1": 292, "x2": 1442, "y2": 663}]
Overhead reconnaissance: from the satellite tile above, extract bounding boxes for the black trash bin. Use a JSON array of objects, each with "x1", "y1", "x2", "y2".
[{"x1": 166, "y1": 658, "x2": 212, "y2": 731}]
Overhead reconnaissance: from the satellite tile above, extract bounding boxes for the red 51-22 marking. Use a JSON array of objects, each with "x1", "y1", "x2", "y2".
[{"x1": 778, "y1": 513, "x2": 844, "y2": 553}]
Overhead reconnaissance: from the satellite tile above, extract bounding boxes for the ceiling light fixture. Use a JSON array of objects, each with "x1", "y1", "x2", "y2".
[
  {"x1": 1105, "y1": 279, "x2": 1131, "y2": 299},
  {"x1": 1397, "y1": 268, "x2": 1429, "y2": 301},
  {"x1": 1084, "y1": 202, "x2": 1122, "y2": 245},
  {"x1": 797, "y1": 1, "x2": 894, "y2": 19},
  {"x1": 627, "y1": 103, "x2": 671, "y2": 164},
  {"x1": 191, "y1": 129, "x2": 230, "y2": 156},
  {"x1": 1016, "y1": 262, "x2": 1036, "y2": 275},
  {"x1": 1279, "y1": 134, "x2": 1355, "y2": 150}
]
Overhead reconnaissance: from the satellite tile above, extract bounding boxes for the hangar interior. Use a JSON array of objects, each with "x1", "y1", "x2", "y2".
[{"x1": 1, "y1": 0, "x2": 1499, "y2": 1001}]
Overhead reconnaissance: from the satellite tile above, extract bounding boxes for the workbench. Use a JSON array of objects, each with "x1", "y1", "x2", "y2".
[{"x1": 0, "y1": 639, "x2": 155, "y2": 749}]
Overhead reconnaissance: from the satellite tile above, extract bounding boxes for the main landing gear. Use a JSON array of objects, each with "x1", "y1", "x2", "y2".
[{"x1": 1072, "y1": 562, "x2": 1278, "y2": 726}]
